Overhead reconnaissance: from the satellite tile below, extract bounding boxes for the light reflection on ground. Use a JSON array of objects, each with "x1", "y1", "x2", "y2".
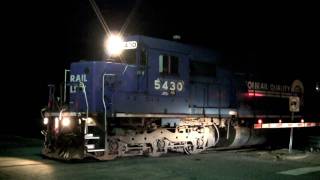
[{"x1": 0, "y1": 157, "x2": 55, "y2": 180}]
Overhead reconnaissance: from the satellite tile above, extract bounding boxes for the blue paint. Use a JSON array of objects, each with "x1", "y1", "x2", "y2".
[{"x1": 68, "y1": 35, "x2": 242, "y2": 117}]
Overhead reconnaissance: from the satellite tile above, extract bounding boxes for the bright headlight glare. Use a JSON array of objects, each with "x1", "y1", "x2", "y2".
[
  {"x1": 105, "y1": 34, "x2": 124, "y2": 56},
  {"x1": 43, "y1": 117, "x2": 49, "y2": 125},
  {"x1": 62, "y1": 117, "x2": 71, "y2": 127}
]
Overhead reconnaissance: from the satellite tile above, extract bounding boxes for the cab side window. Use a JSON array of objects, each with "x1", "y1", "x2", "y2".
[{"x1": 159, "y1": 54, "x2": 179, "y2": 75}]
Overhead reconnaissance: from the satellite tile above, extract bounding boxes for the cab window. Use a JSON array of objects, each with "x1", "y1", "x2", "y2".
[
  {"x1": 112, "y1": 49, "x2": 136, "y2": 64},
  {"x1": 159, "y1": 54, "x2": 179, "y2": 75}
]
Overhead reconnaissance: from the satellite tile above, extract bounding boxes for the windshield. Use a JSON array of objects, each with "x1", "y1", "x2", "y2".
[{"x1": 113, "y1": 49, "x2": 136, "y2": 65}]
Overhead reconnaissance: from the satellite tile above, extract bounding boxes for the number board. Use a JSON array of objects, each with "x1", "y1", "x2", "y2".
[{"x1": 154, "y1": 78, "x2": 184, "y2": 96}]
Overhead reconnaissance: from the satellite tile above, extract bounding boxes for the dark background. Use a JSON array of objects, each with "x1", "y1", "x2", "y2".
[{"x1": 2, "y1": 0, "x2": 319, "y2": 137}]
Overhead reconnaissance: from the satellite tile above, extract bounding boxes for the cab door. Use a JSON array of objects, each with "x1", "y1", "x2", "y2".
[{"x1": 137, "y1": 46, "x2": 149, "y2": 92}]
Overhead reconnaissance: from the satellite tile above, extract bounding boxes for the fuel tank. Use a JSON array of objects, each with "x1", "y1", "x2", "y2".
[{"x1": 217, "y1": 126, "x2": 267, "y2": 147}]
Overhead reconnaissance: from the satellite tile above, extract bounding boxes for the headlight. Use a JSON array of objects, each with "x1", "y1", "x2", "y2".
[
  {"x1": 43, "y1": 117, "x2": 49, "y2": 125},
  {"x1": 62, "y1": 117, "x2": 71, "y2": 127},
  {"x1": 105, "y1": 34, "x2": 124, "y2": 57},
  {"x1": 229, "y1": 110, "x2": 237, "y2": 116}
]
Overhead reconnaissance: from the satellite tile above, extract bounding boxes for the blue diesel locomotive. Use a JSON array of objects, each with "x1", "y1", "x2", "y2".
[{"x1": 41, "y1": 35, "x2": 304, "y2": 160}]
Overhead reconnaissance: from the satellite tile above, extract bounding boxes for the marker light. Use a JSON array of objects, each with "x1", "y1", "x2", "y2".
[
  {"x1": 62, "y1": 117, "x2": 71, "y2": 127},
  {"x1": 301, "y1": 119, "x2": 304, "y2": 123},
  {"x1": 55, "y1": 117, "x2": 59, "y2": 129},
  {"x1": 86, "y1": 117, "x2": 94, "y2": 124},
  {"x1": 279, "y1": 119, "x2": 282, "y2": 123},
  {"x1": 105, "y1": 34, "x2": 124, "y2": 57},
  {"x1": 43, "y1": 117, "x2": 49, "y2": 125},
  {"x1": 229, "y1": 110, "x2": 237, "y2": 116},
  {"x1": 258, "y1": 119, "x2": 263, "y2": 124},
  {"x1": 248, "y1": 93, "x2": 264, "y2": 97}
]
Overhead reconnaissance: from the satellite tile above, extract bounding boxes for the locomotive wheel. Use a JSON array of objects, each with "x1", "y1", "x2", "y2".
[
  {"x1": 109, "y1": 139, "x2": 120, "y2": 155},
  {"x1": 148, "y1": 139, "x2": 167, "y2": 157},
  {"x1": 184, "y1": 141, "x2": 204, "y2": 155}
]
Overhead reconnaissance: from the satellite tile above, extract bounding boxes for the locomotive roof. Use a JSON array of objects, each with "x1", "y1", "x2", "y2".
[{"x1": 126, "y1": 35, "x2": 219, "y2": 62}]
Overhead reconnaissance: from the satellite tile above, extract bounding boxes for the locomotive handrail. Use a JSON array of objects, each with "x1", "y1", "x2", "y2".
[
  {"x1": 79, "y1": 82, "x2": 89, "y2": 118},
  {"x1": 64, "y1": 69, "x2": 70, "y2": 103},
  {"x1": 102, "y1": 73, "x2": 112, "y2": 153}
]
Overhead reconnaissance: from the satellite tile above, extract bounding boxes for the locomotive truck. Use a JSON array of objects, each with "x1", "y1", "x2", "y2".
[{"x1": 41, "y1": 34, "x2": 314, "y2": 160}]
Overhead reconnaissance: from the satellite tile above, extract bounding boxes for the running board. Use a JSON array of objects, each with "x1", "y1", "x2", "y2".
[{"x1": 85, "y1": 134, "x2": 100, "y2": 140}]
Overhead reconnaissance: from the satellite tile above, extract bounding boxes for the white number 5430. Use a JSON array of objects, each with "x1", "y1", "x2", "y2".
[{"x1": 154, "y1": 79, "x2": 184, "y2": 92}]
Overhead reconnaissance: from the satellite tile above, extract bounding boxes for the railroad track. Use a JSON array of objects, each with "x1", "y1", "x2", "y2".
[{"x1": 204, "y1": 146, "x2": 263, "y2": 153}]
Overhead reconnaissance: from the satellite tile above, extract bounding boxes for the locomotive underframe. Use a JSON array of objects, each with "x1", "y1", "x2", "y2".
[{"x1": 41, "y1": 112, "x2": 265, "y2": 160}]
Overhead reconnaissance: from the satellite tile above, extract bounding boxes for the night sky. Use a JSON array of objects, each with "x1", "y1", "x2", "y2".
[{"x1": 3, "y1": 1, "x2": 319, "y2": 136}]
